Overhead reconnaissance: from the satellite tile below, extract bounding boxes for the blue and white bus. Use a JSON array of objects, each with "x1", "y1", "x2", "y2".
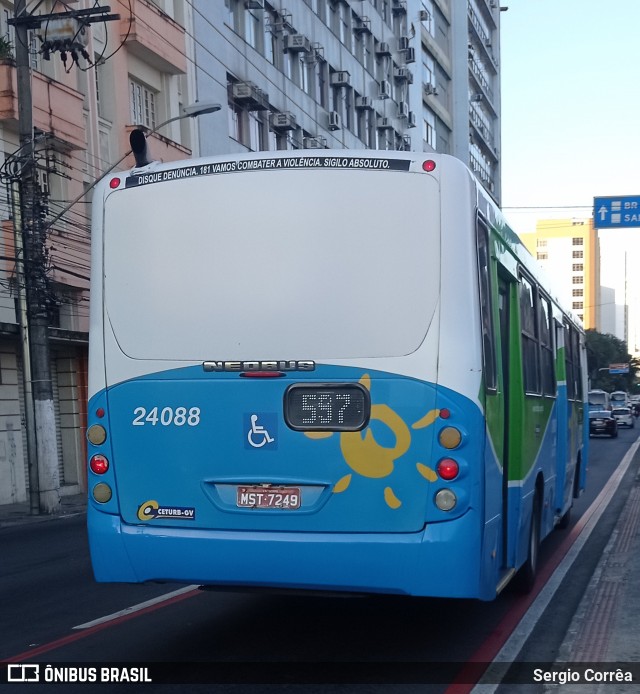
[{"x1": 86, "y1": 150, "x2": 588, "y2": 600}]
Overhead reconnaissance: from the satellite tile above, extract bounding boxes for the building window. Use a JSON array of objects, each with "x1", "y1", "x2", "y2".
[
  {"x1": 315, "y1": 61, "x2": 327, "y2": 108},
  {"x1": 572, "y1": 289, "x2": 584, "y2": 297},
  {"x1": 573, "y1": 302, "x2": 584, "y2": 310},
  {"x1": 298, "y1": 52, "x2": 310, "y2": 93},
  {"x1": 422, "y1": 105, "x2": 436, "y2": 148},
  {"x1": 228, "y1": 102, "x2": 245, "y2": 144},
  {"x1": 572, "y1": 264, "x2": 584, "y2": 272},
  {"x1": 572, "y1": 276, "x2": 583, "y2": 285},
  {"x1": 248, "y1": 110, "x2": 267, "y2": 151},
  {"x1": 537, "y1": 239, "x2": 547, "y2": 247},
  {"x1": 572, "y1": 237, "x2": 583, "y2": 245},
  {"x1": 537, "y1": 252, "x2": 548, "y2": 260},
  {"x1": 130, "y1": 79, "x2": 156, "y2": 129},
  {"x1": 245, "y1": 8, "x2": 261, "y2": 49},
  {"x1": 572, "y1": 250, "x2": 584, "y2": 258}
]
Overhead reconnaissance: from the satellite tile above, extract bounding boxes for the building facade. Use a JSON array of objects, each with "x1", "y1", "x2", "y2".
[
  {"x1": 192, "y1": 0, "x2": 503, "y2": 202},
  {"x1": 519, "y1": 218, "x2": 600, "y2": 331}
]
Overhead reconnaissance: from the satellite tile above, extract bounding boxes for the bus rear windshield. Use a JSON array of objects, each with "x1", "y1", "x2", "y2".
[{"x1": 103, "y1": 169, "x2": 440, "y2": 361}]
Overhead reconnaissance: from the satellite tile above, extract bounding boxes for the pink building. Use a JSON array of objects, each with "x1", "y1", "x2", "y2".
[{"x1": 0, "y1": 0, "x2": 195, "y2": 506}]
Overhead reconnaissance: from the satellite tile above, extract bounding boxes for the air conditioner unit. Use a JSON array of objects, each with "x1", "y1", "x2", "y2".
[
  {"x1": 355, "y1": 95, "x2": 374, "y2": 110},
  {"x1": 232, "y1": 81, "x2": 269, "y2": 110},
  {"x1": 405, "y1": 47, "x2": 416, "y2": 63},
  {"x1": 303, "y1": 136, "x2": 327, "y2": 149},
  {"x1": 394, "y1": 66, "x2": 412, "y2": 82},
  {"x1": 398, "y1": 101, "x2": 409, "y2": 119},
  {"x1": 284, "y1": 34, "x2": 311, "y2": 52},
  {"x1": 375, "y1": 42, "x2": 391, "y2": 56},
  {"x1": 398, "y1": 36, "x2": 410, "y2": 51},
  {"x1": 328, "y1": 111, "x2": 342, "y2": 131},
  {"x1": 269, "y1": 112, "x2": 297, "y2": 130},
  {"x1": 418, "y1": 9, "x2": 431, "y2": 21},
  {"x1": 423, "y1": 82, "x2": 438, "y2": 96},
  {"x1": 331, "y1": 70, "x2": 351, "y2": 87},
  {"x1": 233, "y1": 82, "x2": 255, "y2": 100},
  {"x1": 244, "y1": 0, "x2": 264, "y2": 8},
  {"x1": 377, "y1": 116, "x2": 393, "y2": 130},
  {"x1": 378, "y1": 79, "x2": 391, "y2": 99},
  {"x1": 353, "y1": 16, "x2": 371, "y2": 33},
  {"x1": 392, "y1": 0, "x2": 407, "y2": 14},
  {"x1": 407, "y1": 111, "x2": 416, "y2": 128}
]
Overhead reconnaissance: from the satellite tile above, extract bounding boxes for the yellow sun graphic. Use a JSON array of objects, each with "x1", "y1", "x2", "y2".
[{"x1": 305, "y1": 374, "x2": 439, "y2": 508}]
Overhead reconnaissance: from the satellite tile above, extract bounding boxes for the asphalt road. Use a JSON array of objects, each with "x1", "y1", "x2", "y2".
[{"x1": 1, "y1": 425, "x2": 638, "y2": 693}]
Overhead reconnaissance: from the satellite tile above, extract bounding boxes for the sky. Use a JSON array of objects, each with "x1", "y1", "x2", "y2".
[{"x1": 499, "y1": 0, "x2": 640, "y2": 235}]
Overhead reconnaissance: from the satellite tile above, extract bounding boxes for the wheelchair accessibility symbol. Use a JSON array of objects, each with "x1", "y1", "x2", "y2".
[{"x1": 245, "y1": 413, "x2": 277, "y2": 450}]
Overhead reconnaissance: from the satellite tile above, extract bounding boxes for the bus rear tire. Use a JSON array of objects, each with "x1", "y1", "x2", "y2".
[
  {"x1": 557, "y1": 467, "x2": 577, "y2": 530},
  {"x1": 514, "y1": 491, "x2": 541, "y2": 594}
]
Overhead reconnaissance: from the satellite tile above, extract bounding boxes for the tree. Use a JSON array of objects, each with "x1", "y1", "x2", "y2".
[{"x1": 585, "y1": 329, "x2": 640, "y2": 392}]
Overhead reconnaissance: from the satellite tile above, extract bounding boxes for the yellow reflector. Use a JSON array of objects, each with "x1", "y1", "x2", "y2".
[
  {"x1": 93, "y1": 483, "x2": 112, "y2": 504},
  {"x1": 439, "y1": 426, "x2": 462, "y2": 449},
  {"x1": 87, "y1": 424, "x2": 107, "y2": 446}
]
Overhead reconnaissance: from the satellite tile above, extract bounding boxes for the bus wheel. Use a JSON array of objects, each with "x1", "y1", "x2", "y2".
[
  {"x1": 557, "y1": 468, "x2": 577, "y2": 530},
  {"x1": 514, "y1": 491, "x2": 541, "y2": 593}
]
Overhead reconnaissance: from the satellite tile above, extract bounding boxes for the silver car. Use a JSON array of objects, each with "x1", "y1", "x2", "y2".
[{"x1": 612, "y1": 407, "x2": 635, "y2": 428}]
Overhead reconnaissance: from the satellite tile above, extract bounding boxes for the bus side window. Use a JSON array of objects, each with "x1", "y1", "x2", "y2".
[
  {"x1": 564, "y1": 323, "x2": 576, "y2": 400},
  {"x1": 519, "y1": 275, "x2": 541, "y2": 394},
  {"x1": 477, "y1": 217, "x2": 497, "y2": 392},
  {"x1": 539, "y1": 296, "x2": 556, "y2": 396}
]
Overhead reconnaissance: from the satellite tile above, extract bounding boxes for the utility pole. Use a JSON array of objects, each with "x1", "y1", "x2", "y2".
[
  {"x1": 14, "y1": 0, "x2": 60, "y2": 513},
  {"x1": 9, "y1": 3, "x2": 119, "y2": 513}
]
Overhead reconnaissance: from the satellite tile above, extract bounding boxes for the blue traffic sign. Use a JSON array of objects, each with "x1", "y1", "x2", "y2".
[{"x1": 594, "y1": 196, "x2": 640, "y2": 229}]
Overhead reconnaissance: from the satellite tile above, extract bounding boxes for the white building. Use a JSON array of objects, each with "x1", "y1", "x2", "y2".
[{"x1": 191, "y1": 0, "x2": 503, "y2": 202}]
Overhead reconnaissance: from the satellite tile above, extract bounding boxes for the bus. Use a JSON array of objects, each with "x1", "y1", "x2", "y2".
[
  {"x1": 587, "y1": 389, "x2": 610, "y2": 412},
  {"x1": 86, "y1": 149, "x2": 588, "y2": 600},
  {"x1": 609, "y1": 391, "x2": 629, "y2": 408}
]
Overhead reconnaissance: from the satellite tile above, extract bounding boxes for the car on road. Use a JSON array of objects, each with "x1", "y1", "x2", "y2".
[
  {"x1": 589, "y1": 410, "x2": 618, "y2": 438},
  {"x1": 612, "y1": 407, "x2": 635, "y2": 428}
]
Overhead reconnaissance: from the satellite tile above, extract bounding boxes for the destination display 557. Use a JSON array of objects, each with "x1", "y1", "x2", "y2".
[{"x1": 284, "y1": 384, "x2": 370, "y2": 431}]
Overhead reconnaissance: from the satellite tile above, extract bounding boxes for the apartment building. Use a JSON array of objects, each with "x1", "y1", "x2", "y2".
[
  {"x1": 0, "y1": 0, "x2": 196, "y2": 507},
  {"x1": 519, "y1": 218, "x2": 600, "y2": 331},
  {"x1": 192, "y1": 0, "x2": 503, "y2": 202}
]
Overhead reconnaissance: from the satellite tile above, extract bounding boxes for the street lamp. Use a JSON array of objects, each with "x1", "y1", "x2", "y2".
[{"x1": 130, "y1": 102, "x2": 221, "y2": 167}]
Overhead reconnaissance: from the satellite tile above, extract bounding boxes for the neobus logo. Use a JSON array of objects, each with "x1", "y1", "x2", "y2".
[{"x1": 203, "y1": 360, "x2": 315, "y2": 372}]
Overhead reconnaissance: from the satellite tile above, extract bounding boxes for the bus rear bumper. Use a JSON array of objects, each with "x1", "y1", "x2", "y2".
[{"x1": 88, "y1": 509, "x2": 493, "y2": 599}]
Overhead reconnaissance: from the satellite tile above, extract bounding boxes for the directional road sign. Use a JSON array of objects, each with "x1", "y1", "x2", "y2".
[
  {"x1": 609, "y1": 363, "x2": 629, "y2": 374},
  {"x1": 594, "y1": 196, "x2": 640, "y2": 229}
]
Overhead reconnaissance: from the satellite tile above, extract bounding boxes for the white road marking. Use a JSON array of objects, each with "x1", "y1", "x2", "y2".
[{"x1": 73, "y1": 585, "x2": 199, "y2": 629}]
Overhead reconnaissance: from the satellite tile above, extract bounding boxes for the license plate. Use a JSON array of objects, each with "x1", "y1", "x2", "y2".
[{"x1": 236, "y1": 486, "x2": 301, "y2": 510}]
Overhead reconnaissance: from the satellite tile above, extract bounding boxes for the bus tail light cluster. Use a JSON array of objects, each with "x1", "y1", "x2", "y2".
[
  {"x1": 435, "y1": 419, "x2": 462, "y2": 511},
  {"x1": 87, "y1": 411, "x2": 113, "y2": 504}
]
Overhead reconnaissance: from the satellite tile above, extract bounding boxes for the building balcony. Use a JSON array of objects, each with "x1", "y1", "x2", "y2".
[
  {"x1": 119, "y1": 0, "x2": 187, "y2": 75},
  {"x1": 0, "y1": 61, "x2": 85, "y2": 150}
]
